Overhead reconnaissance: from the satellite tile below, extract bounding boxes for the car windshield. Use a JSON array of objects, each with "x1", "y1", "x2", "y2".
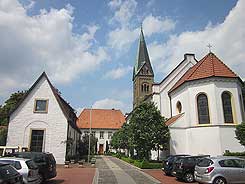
[
  {"x1": 197, "y1": 158, "x2": 213, "y2": 167},
  {"x1": 26, "y1": 160, "x2": 38, "y2": 169}
]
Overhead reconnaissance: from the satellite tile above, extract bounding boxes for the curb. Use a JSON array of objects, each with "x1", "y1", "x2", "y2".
[
  {"x1": 112, "y1": 156, "x2": 161, "y2": 184},
  {"x1": 92, "y1": 168, "x2": 99, "y2": 184}
]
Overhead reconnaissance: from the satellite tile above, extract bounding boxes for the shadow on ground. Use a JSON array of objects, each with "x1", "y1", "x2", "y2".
[{"x1": 44, "y1": 179, "x2": 65, "y2": 184}]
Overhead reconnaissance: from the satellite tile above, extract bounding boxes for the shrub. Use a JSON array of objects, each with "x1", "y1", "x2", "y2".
[{"x1": 224, "y1": 150, "x2": 245, "y2": 157}]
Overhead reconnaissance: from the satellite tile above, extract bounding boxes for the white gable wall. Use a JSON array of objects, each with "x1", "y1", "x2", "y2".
[
  {"x1": 7, "y1": 76, "x2": 68, "y2": 164},
  {"x1": 152, "y1": 54, "x2": 197, "y2": 118},
  {"x1": 168, "y1": 78, "x2": 244, "y2": 156}
]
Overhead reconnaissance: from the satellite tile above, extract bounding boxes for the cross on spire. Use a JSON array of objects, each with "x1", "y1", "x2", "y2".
[{"x1": 207, "y1": 43, "x2": 212, "y2": 53}]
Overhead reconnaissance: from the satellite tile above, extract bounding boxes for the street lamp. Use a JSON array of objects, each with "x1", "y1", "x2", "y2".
[{"x1": 88, "y1": 107, "x2": 92, "y2": 163}]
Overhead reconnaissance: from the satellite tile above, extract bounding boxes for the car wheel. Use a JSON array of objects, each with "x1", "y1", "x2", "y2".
[
  {"x1": 184, "y1": 172, "x2": 194, "y2": 183},
  {"x1": 213, "y1": 177, "x2": 227, "y2": 184}
]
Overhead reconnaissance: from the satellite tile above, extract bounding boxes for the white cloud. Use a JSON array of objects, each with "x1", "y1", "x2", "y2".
[
  {"x1": 104, "y1": 65, "x2": 132, "y2": 79},
  {"x1": 92, "y1": 98, "x2": 125, "y2": 111},
  {"x1": 0, "y1": 0, "x2": 108, "y2": 97},
  {"x1": 142, "y1": 14, "x2": 175, "y2": 36},
  {"x1": 109, "y1": 0, "x2": 137, "y2": 26},
  {"x1": 107, "y1": 0, "x2": 175, "y2": 51},
  {"x1": 148, "y1": 0, "x2": 245, "y2": 79},
  {"x1": 108, "y1": 0, "x2": 122, "y2": 10}
]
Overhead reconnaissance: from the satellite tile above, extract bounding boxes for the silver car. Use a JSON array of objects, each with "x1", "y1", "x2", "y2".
[
  {"x1": 194, "y1": 156, "x2": 245, "y2": 184},
  {"x1": 0, "y1": 157, "x2": 40, "y2": 184}
]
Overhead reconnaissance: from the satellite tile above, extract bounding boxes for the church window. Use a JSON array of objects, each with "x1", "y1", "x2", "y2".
[
  {"x1": 141, "y1": 85, "x2": 144, "y2": 92},
  {"x1": 197, "y1": 94, "x2": 210, "y2": 124},
  {"x1": 176, "y1": 101, "x2": 182, "y2": 113},
  {"x1": 34, "y1": 99, "x2": 48, "y2": 113},
  {"x1": 222, "y1": 92, "x2": 233, "y2": 123},
  {"x1": 30, "y1": 130, "x2": 44, "y2": 152},
  {"x1": 146, "y1": 85, "x2": 149, "y2": 92}
]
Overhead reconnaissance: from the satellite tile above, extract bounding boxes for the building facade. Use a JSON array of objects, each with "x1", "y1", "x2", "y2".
[
  {"x1": 132, "y1": 29, "x2": 245, "y2": 157},
  {"x1": 7, "y1": 72, "x2": 80, "y2": 164},
  {"x1": 77, "y1": 109, "x2": 125, "y2": 154}
]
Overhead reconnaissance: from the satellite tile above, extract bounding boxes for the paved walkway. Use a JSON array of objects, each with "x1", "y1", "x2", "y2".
[{"x1": 94, "y1": 156, "x2": 161, "y2": 184}]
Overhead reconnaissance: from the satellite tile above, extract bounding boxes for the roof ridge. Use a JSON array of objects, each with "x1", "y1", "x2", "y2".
[
  {"x1": 187, "y1": 53, "x2": 210, "y2": 80},
  {"x1": 211, "y1": 53, "x2": 215, "y2": 76},
  {"x1": 212, "y1": 52, "x2": 238, "y2": 77}
]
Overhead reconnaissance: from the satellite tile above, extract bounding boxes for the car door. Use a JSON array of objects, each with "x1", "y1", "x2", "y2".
[
  {"x1": 218, "y1": 159, "x2": 239, "y2": 183},
  {"x1": 233, "y1": 159, "x2": 245, "y2": 183}
]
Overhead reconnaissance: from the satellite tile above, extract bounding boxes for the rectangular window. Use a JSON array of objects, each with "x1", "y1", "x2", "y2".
[
  {"x1": 34, "y1": 99, "x2": 48, "y2": 113},
  {"x1": 100, "y1": 131, "x2": 104, "y2": 139},
  {"x1": 30, "y1": 130, "x2": 44, "y2": 152},
  {"x1": 92, "y1": 131, "x2": 96, "y2": 137},
  {"x1": 108, "y1": 132, "x2": 113, "y2": 139}
]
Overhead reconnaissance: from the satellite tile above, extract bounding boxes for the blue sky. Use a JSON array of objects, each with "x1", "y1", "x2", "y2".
[{"x1": 1, "y1": 0, "x2": 244, "y2": 114}]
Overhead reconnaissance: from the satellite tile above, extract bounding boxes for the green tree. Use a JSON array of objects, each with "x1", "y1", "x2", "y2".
[
  {"x1": 129, "y1": 102, "x2": 169, "y2": 160},
  {"x1": 235, "y1": 122, "x2": 245, "y2": 147},
  {"x1": 78, "y1": 134, "x2": 98, "y2": 157},
  {"x1": 0, "y1": 91, "x2": 26, "y2": 126},
  {"x1": 111, "y1": 123, "x2": 133, "y2": 155},
  {"x1": 0, "y1": 91, "x2": 26, "y2": 146}
]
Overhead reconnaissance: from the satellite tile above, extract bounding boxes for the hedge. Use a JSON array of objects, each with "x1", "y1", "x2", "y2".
[
  {"x1": 121, "y1": 157, "x2": 162, "y2": 169},
  {"x1": 224, "y1": 150, "x2": 245, "y2": 157}
]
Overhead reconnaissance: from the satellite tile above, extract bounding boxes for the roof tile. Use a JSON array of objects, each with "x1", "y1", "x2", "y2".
[
  {"x1": 76, "y1": 109, "x2": 125, "y2": 129},
  {"x1": 170, "y1": 52, "x2": 238, "y2": 92}
]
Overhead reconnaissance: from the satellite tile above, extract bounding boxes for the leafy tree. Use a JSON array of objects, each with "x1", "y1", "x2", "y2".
[
  {"x1": 129, "y1": 102, "x2": 169, "y2": 160},
  {"x1": 78, "y1": 134, "x2": 98, "y2": 156},
  {"x1": 235, "y1": 122, "x2": 245, "y2": 147},
  {"x1": 0, "y1": 91, "x2": 26, "y2": 146},
  {"x1": 111, "y1": 123, "x2": 134, "y2": 156},
  {"x1": 0, "y1": 91, "x2": 26, "y2": 126},
  {"x1": 0, "y1": 127, "x2": 8, "y2": 146}
]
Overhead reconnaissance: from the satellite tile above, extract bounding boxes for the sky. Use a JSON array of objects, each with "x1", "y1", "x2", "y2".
[{"x1": 0, "y1": 0, "x2": 244, "y2": 114}]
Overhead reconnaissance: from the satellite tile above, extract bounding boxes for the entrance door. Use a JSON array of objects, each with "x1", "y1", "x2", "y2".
[
  {"x1": 30, "y1": 130, "x2": 44, "y2": 152},
  {"x1": 99, "y1": 144, "x2": 104, "y2": 155}
]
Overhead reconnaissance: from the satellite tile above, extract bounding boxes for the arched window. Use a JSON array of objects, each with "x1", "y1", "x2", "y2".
[
  {"x1": 141, "y1": 85, "x2": 144, "y2": 92},
  {"x1": 176, "y1": 101, "x2": 182, "y2": 113},
  {"x1": 197, "y1": 94, "x2": 210, "y2": 124},
  {"x1": 222, "y1": 92, "x2": 233, "y2": 123}
]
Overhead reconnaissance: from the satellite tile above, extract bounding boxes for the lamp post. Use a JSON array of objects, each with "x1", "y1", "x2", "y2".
[{"x1": 88, "y1": 107, "x2": 92, "y2": 163}]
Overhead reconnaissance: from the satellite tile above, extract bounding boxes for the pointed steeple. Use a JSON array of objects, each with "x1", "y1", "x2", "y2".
[{"x1": 133, "y1": 27, "x2": 154, "y2": 81}]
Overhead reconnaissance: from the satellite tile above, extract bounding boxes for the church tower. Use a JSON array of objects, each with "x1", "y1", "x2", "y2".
[{"x1": 133, "y1": 28, "x2": 154, "y2": 108}]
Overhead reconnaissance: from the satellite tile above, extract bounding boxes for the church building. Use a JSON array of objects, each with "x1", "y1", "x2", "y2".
[{"x1": 132, "y1": 28, "x2": 245, "y2": 157}]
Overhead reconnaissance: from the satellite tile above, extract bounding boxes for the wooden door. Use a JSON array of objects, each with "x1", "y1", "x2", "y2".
[{"x1": 99, "y1": 144, "x2": 104, "y2": 155}]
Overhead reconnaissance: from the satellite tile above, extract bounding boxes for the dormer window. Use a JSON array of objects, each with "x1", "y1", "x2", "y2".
[{"x1": 34, "y1": 99, "x2": 48, "y2": 113}]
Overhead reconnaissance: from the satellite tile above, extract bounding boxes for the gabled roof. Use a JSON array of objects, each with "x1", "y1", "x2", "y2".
[
  {"x1": 165, "y1": 113, "x2": 184, "y2": 126},
  {"x1": 10, "y1": 72, "x2": 80, "y2": 133},
  {"x1": 169, "y1": 52, "x2": 239, "y2": 93},
  {"x1": 133, "y1": 28, "x2": 154, "y2": 80},
  {"x1": 77, "y1": 109, "x2": 125, "y2": 129}
]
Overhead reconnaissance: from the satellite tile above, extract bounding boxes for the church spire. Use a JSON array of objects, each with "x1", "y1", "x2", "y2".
[{"x1": 133, "y1": 27, "x2": 154, "y2": 81}]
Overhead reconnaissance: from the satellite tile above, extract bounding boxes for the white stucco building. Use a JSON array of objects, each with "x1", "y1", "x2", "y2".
[
  {"x1": 152, "y1": 52, "x2": 245, "y2": 156},
  {"x1": 77, "y1": 109, "x2": 125, "y2": 154},
  {"x1": 7, "y1": 72, "x2": 81, "y2": 164}
]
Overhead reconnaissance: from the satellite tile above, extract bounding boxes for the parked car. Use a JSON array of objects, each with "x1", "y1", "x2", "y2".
[
  {"x1": 174, "y1": 155, "x2": 210, "y2": 183},
  {"x1": 195, "y1": 156, "x2": 245, "y2": 184},
  {"x1": 162, "y1": 154, "x2": 190, "y2": 176},
  {"x1": 0, "y1": 163, "x2": 23, "y2": 184},
  {"x1": 0, "y1": 157, "x2": 40, "y2": 184},
  {"x1": 9, "y1": 152, "x2": 56, "y2": 182}
]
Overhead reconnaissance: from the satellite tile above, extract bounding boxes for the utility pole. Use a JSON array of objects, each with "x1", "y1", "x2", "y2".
[{"x1": 88, "y1": 107, "x2": 92, "y2": 163}]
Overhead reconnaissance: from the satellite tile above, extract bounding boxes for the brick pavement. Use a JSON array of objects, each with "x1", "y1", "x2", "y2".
[
  {"x1": 143, "y1": 169, "x2": 198, "y2": 184},
  {"x1": 45, "y1": 166, "x2": 96, "y2": 184}
]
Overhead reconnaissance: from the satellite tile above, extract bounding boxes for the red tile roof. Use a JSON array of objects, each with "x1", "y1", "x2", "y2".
[
  {"x1": 76, "y1": 109, "x2": 125, "y2": 129},
  {"x1": 170, "y1": 52, "x2": 238, "y2": 93},
  {"x1": 165, "y1": 113, "x2": 184, "y2": 126}
]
